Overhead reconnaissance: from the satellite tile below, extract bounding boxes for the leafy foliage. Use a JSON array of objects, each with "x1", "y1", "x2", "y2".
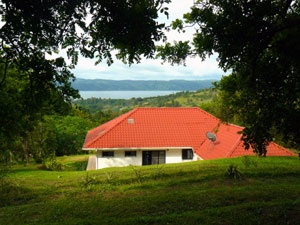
[
  {"x1": 131, "y1": 165, "x2": 144, "y2": 184},
  {"x1": 82, "y1": 172, "x2": 98, "y2": 190},
  {"x1": 0, "y1": 163, "x2": 10, "y2": 186},
  {"x1": 43, "y1": 158, "x2": 65, "y2": 171},
  {"x1": 0, "y1": 0, "x2": 171, "y2": 160},
  {"x1": 0, "y1": 106, "x2": 97, "y2": 164},
  {"x1": 157, "y1": 0, "x2": 300, "y2": 155},
  {"x1": 74, "y1": 88, "x2": 217, "y2": 113},
  {"x1": 156, "y1": 41, "x2": 191, "y2": 65},
  {"x1": 225, "y1": 164, "x2": 242, "y2": 180}
]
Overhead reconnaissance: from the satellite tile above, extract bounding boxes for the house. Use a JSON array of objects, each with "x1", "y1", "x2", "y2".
[{"x1": 82, "y1": 107, "x2": 295, "y2": 169}]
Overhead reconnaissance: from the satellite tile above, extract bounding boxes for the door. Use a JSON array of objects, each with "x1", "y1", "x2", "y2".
[
  {"x1": 142, "y1": 151, "x2": 152, "y2": 165},
  {"x1": 142, "y1": 151, "x2": 166, "y2": 165}
]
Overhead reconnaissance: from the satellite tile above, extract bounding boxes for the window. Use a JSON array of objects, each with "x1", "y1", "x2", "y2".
[
  {"x1": 151, "y1": 151, "x2": 166, "y2": 165},
  {"x1": 102, "y1": 151, "x2": 114, "y2": 157},
  {"x1": 182, "y1": 149, "x2": 193, "y2": 160},
  {"x1": 125, "y1": 151, "x2": 136, "y2": 157},
  {"x1": 142, "y1": 151, "x2": 166, "y2": 165}
]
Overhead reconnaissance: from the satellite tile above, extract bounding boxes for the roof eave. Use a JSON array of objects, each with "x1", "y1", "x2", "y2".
[{"x1": 82, "y1": 146, "x2": 195, "y2": 151}]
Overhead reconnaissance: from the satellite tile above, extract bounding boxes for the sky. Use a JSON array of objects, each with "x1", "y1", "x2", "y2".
[
  {"x1": 0, "y1": 1, "x2": 227, "y2": 81},
  {"x1": 72, "y1": 0, "x2": 227, "y2": 81}
]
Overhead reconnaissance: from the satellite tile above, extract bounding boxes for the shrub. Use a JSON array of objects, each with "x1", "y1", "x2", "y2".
[
  {"x1": 225, "y1": 164, "x2": 242, "y2": 180},
  {"x1": 104, "y1": 172, "x2": 115, "y2": 184},
  {"x1": 131, "y1": 166, "x2": 144, "y2": 184},
  {"x1": 82, "y1": 172, "x2": 98, "y2": 190},
  {"x1": 43, "y1": 158, "x2": 64, "y2": 171},
  {"x1": 152, "y1": 164, "x2": 165, "y2": 180}
]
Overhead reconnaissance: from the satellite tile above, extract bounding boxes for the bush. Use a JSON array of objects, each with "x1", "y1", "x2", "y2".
[
  {"x1": 82, "y1": 172, "x2": 98, "y2": 190},
  {"x1": 131, "y1": 166, "x2": 144, "y2": 184},
  {"x1": 104, "y1": 172, "x2": 116, "y2": 184},
  {"x1": 225, "y1": 164, "x2": 242, "y2": 180},
  {"x1": 43, "y1": 158, "x2": 64, "y2": 171}
]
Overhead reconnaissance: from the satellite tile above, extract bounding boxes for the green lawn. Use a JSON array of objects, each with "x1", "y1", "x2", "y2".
[{"x1": 1, "y1": 156, "x2": 300, "y2": 225}]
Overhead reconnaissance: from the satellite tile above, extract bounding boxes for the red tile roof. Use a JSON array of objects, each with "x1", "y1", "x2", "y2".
[{"x1": 83, "y1": 107, "x2": 296, "y2": 159}]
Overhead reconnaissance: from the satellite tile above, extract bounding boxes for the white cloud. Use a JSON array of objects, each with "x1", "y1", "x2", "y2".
[{"x1": 71, "y1": 0, "x2": 227, "y2": 80}]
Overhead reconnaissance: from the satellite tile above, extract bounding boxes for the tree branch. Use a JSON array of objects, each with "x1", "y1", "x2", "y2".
[
  {"x1": 0, "y1": 54, "x2": 8, "y2": 87},
  {"x1": 0, "y1": 40, "x2": 9, "y2": 87}
]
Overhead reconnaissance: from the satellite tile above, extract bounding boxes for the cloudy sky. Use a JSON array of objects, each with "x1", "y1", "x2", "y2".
[{"x1": 73, "y1": 0, "x2": 227, "y2": 80}]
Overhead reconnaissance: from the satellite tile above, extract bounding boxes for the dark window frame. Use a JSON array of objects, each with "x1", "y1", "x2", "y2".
[
  {"x1": 142, "y1": 150, "x2": 166, "y2": 165},
  {"x1": 102, "y1": 151, "x2": 114, "y2": 157},
  {"x1": 125, "y1": 151, "x2": 137, "y2": 157},
  {"x1": 182, "y1": 149, "x2": 193, "y2": 160}
]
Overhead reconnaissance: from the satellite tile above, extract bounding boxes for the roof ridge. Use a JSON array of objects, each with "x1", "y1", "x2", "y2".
[
  {"x1": 85, "y1": 108, "x2": 139, "y2": 148},
  {"x1": 227, "y1": 123, "x2": 244, "y2": 129},
  {"x1": 225, "y1": 133, "x2": 243, "y2": 158},
  {"x1": 269, "y1": 142, "x2": 296, "y2": 156},
  {"x1": 135, "y1": 107, "x2": 201, "y2": 110},
  {"x1": 195, "y1": 107, "x2": 220, "y2": 121}
]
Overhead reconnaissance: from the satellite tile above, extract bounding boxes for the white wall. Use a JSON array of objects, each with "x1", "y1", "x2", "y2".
[
  {"x1": 165, "y1": 149, "x2": 197, "y2": 164},
  {"x1": 96, "y1": 150, "x2": 142, "y2": 169},
  {"x1": 96, "y1": 149, "x2": 198, "y2": 169}
]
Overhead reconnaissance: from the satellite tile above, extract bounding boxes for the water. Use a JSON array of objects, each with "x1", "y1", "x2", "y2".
[{"x1": 79, "y1": 90, "x2": 179, "y2": 99}]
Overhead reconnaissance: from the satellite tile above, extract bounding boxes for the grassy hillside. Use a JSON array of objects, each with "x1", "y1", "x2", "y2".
[
  {"x1": 1, "y1": 156, "x2": 300, "y2": 224},
  {"x1": 74, "y1": 88, "x2": 217, "y2": 113}
]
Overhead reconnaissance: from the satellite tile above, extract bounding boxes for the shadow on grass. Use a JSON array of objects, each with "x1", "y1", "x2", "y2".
[
  {"x1": 0, "y1": 181, "x2": 35, "y2": 207},
  {"x1": 64, "y1": 161, "x2": 88, "y2": 171}
]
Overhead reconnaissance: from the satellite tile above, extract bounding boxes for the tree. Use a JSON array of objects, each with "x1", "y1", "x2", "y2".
[
  {"x1": 53, "y1": 115, "x2": 94, "y2": 156},
  {"x1": 0, "y1": 60, "x2": 74, "y2": 161},
  {"x1": 157, "y1": 0, "x2": 300, "y2": 155},
  {"x1": 0, "y1": 0, "x2": 170, "y2": 156}
]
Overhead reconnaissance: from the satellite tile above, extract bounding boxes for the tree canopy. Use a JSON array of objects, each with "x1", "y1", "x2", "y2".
[
  {"x1": 0, "y1": 0, "x2": 170, "y2": 145},
  {"x1": 157, "y1": 0, "x2": 300, "y2": 155}
]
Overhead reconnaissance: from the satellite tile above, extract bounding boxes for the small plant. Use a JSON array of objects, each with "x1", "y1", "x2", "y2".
[
  {"x1": 82, "y1": 172, "x2": 97, "y2": 190},
  {"x1": 131, "y1": 166, "x2": 144, "y2": 184},
  {"x1": 81, "y1": 162, "x2": 87, "y2": 171},
  {"x1": 242, "y1": 156, "x2": 258, "y2": 168},
  {"x1": 152, "y1": 164, "x2": 165, "y2": 180},
  {"x1": 104, "y1": 172, "x2": 115, "y2": 184},
  {"x1": 225, "y1": 164, "x2": 242, "y2": 180},
  {"x1": 42, "y1": 158, "x2": 64, "y2": 171}
]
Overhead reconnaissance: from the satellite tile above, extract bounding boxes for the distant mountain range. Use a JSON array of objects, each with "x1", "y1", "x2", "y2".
[{"x1": 72, "y1": 78, "x2": 218, "y2": 91}]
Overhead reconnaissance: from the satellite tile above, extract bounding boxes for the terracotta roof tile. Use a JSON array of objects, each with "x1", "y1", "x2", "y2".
[{"x1": 83, "y1": 107, "x2": 296, "y2": 158}]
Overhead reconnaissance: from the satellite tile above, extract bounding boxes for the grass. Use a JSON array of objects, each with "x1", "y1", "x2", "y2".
[
  {"x1": 1, "y1": 156, "x2": 300, "y2": 224},
  {"x1": 57, "y1": 155, "x2": 89, "y2": 171}
]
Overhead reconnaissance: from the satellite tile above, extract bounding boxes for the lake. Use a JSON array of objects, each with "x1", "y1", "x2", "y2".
[{"x1": 79, "y1": 90, "x2": 179, "y2": 99}]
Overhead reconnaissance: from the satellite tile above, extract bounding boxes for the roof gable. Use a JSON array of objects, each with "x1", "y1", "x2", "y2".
[{"x1": 83, "y1": 109, "x2": 138, "y2": 148}]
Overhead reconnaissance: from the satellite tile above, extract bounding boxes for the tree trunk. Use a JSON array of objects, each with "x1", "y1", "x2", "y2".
[
  {"x1": 39, "y1": 125, "x2": 48, "y2": 160},
  {"x1": 9, "y1": 151, "x2": 13, "y2": 163},
  {"x1": 22, "y1": 137, "x2": 30, "y2": 165}
]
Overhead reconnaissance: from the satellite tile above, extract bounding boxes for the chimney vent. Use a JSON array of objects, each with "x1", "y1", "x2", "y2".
[{"x1": 128, "y1": 118, "x2": 134, "y2": 124}]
